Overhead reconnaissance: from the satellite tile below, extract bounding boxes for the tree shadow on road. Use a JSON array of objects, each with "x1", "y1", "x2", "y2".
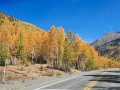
[
  {"x1": 92, "y1": 86, "x2": 120, "y2": 90},
  {"x1": 90, "y1": 74, "x2": 120, "y2": 83},
  {"x1": 83, "y1": 70, "x2": 120, "y2": 90},
  {"x1": 104, "y1": 70, "x2": 120, "y2": 73},
  {"x1": 84, "y1": 70, "x2": 120, "y2": 83}
]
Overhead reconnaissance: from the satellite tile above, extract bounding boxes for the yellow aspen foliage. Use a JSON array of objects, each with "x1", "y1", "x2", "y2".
[{"x1": 0, "y1": 18, "x2": 120, "y2": 69}]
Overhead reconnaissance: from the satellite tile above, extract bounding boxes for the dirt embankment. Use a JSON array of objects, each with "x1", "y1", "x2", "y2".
[{"x1": 0, "y1": 64, "x2": 81, "y2": 82}]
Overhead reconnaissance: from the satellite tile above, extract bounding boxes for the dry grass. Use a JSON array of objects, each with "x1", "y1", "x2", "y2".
[{"x1": 0, "y1": 64, "x2": 81, "y2": 81}]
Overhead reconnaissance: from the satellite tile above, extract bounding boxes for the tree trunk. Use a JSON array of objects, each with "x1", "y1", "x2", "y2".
[
  {"x1": 75, "y1": 55, "x2": 79, "y2": 69},
  {"x1": 2, "y1": 59, "x2": 6, "y2": 83}
]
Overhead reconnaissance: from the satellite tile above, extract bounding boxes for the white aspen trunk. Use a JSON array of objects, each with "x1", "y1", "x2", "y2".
[
  {"x1": 32, "y1": 50, "x2": 34, "y2": 64},
  {"x1": 3, "y1": 59, "x2": 6, "y2": 83}
]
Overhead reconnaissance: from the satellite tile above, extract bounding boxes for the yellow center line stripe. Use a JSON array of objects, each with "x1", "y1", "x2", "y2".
[{"x1": 84, "y1": 72, "x2": 107, "y2": 90}]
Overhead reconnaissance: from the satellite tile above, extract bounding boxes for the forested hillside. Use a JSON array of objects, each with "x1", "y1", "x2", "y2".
[
  {"x1": 92, "y1": 32, "x2": 120, "y2": 61},
  {"x1": 96, "y1": 38, "x2": 120, "y2": 61},
  {"x1": 0, "y1": 12, "x2": 120, "y2": 72}
]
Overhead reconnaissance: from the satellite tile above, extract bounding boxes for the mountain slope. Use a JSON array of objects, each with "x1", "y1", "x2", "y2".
[
  {"x1": 1, "y1": 11, "x2": 120, "y2": 70},
  {"x1": 92, "y1": 32, "x2": 120, "y2": 48},
  {"x1": 96, "y1": 38, "x2": 120, "y2": 60},
  {"x1": 92, "y1": 32, "x2": 120, "y2": 61},
  {"x1": 0, "y1": 12, "x2": 43, "y2": 32}
]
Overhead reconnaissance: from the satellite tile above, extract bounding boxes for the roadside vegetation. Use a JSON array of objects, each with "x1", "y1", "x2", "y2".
[{"x1": 0, "y1": 12, "x2": 120, "y2": 81}]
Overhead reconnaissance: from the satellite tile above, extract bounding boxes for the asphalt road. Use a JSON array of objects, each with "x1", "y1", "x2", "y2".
[{"x1": 34, "y1": 68, "x2": 120, "y2": 90}]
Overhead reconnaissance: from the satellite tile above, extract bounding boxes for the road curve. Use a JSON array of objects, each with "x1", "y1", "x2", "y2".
[{"x1": 34, "y1": 68, "x2": 120, "y2": 90}]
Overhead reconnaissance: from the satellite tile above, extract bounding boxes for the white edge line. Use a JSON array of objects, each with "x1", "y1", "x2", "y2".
[{"x1": 34, "y1": 74, "x2": 82, "y2": 90}]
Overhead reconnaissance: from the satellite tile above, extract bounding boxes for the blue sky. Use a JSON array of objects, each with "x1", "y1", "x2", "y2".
[{"x1": 0, "y1": 0, "x2": 120, "y2": 43}]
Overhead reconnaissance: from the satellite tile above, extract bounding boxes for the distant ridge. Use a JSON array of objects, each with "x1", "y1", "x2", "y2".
[
  {"x1": 92, "y1": 32, "x2": 120, "y2": 48},
  {"x1": 92, "y1": 32, "x2": 120, "y2": 61}
]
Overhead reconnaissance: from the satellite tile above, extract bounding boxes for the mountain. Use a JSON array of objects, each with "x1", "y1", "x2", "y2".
[
  {"x1": 92, "y1": 32, "x2": 120, "y2": 48},
  {"x1": 92, "y1": 32, "x2": 120, "y2": 61},
  {"x1": 96, "y1": 38, "x2": 120, "y2": 60}
]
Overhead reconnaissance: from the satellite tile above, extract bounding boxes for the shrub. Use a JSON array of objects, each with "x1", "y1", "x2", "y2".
[
  {"x1": 42, "y1": 71, "x2": 54, "y2": 76},
  {"x1": 18, "y1": 66, "x2": 25, "y2": 71},
  {"x1": 85, "y1": 59, "x2": 94, "y2": 71},
  {"x1": 39, "y1": 66, "x2": 44, "y2": 71},
  {"x1": 26, "y1": 62, "x2": 31, "y2": 67},
  {"x1": 56, "y1": 72, "x2": 62, "y2": 76},
  {"x1": 7, "y1": 75, "x2": 12, "y2": 80}
]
